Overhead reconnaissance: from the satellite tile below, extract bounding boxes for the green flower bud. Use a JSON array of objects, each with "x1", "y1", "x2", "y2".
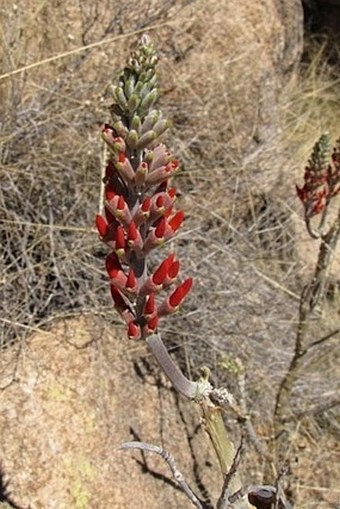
[
  {"x1": 139, "y1": 82, "x2": 152, "y2": 99},
  {"x1": 114, "y1": 86, "x2": 128, "y2": 110},
  {"x1": 112, "y1": 120, "x2": 128, "y2": 137},
  {"x1": 153, "y1": 118, "x2": 171, "y2": 137},
  {"x1": 126, "y1": 129, "x2": 139, "y2": 150},
  {"x1": 136, "y1": 130, "x2": 157, "y2": 150},
  {"x1": 124, "y1": 77, "x2": 136, "y2": 99},
  {"x1": 139, "y1": 89, "x2": 159, "y2": 115},
  {"x1": 127, "y1": 93, "x2": 140, "y2": 114},
  {"x1": 130, "y1": 114, "x2": 142, "y2": 134},
  {"x1": 106, "y1": 83, "x2": 116, "y2": 98},
  {"x1": 148, "y1": 74, "x2": 158, "y2": 87},
  {"x1": 141, "y1": 110, "x2": 161, "y2": 134}
]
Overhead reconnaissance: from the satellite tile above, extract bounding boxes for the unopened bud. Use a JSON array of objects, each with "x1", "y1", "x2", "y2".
[
  {"x1": 136, "y1": 130, "x2": 157, "y2": 150},
  {"x1": 127, "y1": 93, "x2": 140, "y2": 113},
  {"x1": 114, "y1": 86, "x2": 128, "y2": 110},
  {"x1": 139, "y1": 89, "x2": 158, "y2": 114},
  {"x1": 126, "y1": 129, "x2": 139, "y2": 150}
]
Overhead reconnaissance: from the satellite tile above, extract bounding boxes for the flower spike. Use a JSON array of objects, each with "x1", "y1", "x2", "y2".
[{"x1": 97, "y1": 36, "x2": 193, "y2": 340}]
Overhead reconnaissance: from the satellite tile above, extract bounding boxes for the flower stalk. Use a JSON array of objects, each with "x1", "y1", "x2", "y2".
[
  {"x1": 98, "y1": 35, "x2": 250, "y2": 508},
  {"x1": 272, "y1": 134, "x2": 340, "y2": 478}
]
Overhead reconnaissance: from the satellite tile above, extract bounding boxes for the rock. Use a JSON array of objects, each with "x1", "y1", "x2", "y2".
[
  {"x1": 163, "y1": 0, "x2": 303, "y2": 194},
  {"x1": 0, "y1": 318, "x2": 221, "y2": 509}
]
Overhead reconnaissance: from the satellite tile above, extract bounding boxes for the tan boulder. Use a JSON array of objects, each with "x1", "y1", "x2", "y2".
[{"x1": 0, "y1": 318, "x2": 220, "y2": 509}]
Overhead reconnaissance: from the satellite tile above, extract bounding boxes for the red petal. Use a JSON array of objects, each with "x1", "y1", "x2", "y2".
[
  {"x1": 126, "y1": 269, "x2": 137, "y2": 290},
  {"x1": 168, "y1": 260, "x2": 180, "y2": 279},
  {"x1": 105, "y1": 252, "x2": 120, "y2": 278},
  {"x1": 155, "y1": 217, "x2": 166, "y2": 238},
  {"x1": 115, "y1": 225, "x2": 125, "y2": 249},
  {"x1": 156, "y1": 195, "x2": 164, "y2": 208},
  {"x1": 128, "y1": 321, "x2": 141, "y2": 340},
  {"x1": 145, "y1": 293, "x2": 156, "y2": 315},
  {"x1": 169, "y1": 278, "x2": 193, "y2": 308},
  {"x1": 105, "y1": 184, "x2": 117, "y2": 201},
  {"x1": 153, "y1": 257, "x2": 169, "y2": 285},
  {"x1": 142, "y1": 196, "x2": 151, "y2": 212},
  {"x1": 119, "y1": 152, "x2": 126, "y2": 163},
  {"x1": 117, "y1": 195, "x2": 125, "y2": 210},
  {"x1": 95, "y1": 214, "x2": 109, "y2": 237},
  {"x1": 168, "y1": 211, "x2": 184, "y2": 232},
  {"x1": 147, "y1": 315, "x2": 159, "y2": 332},
  {"x1": 128, "y1": 221, "x2": 138, "y2": 241}
]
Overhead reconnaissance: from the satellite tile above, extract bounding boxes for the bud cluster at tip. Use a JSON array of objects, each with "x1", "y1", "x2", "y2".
[
  {"x1": 97, "y1": 36, "x2": 193, "y2": 340},
  {"x1": 296, "y1": 134, "x2": 340, "y2": 219}
]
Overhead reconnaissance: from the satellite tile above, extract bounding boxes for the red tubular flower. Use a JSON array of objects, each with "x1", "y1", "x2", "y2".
[
  {"x1": 96, "y1": 214, "x2": 109, "y2": 237},
  {"x1": 144, "y1": 292, "x2": 156, "y2": 317},
  {"x1": 114, "y1": 152, "x2": 135, "y2": 182},
  {"x1": 158, "y1": 278, "x2": 193, "y2": 317},
  {"x1": 168, "y1": 211, "x2": 184, "y2": 232},
  {"x1": 139, "y1": 255, "x2": 172, "y2": 296},
  {"x1": 106, "y1": 252, "x2": 121, "y2": 277},
  {"x1": 105, "y1": 184, "x2": 117, "y2": 201},
  {"x1": 115, "y1": 225, "x2": 126, "y2": 257},
  {"x1": 126, "y1": 269, "x2": 138, "y2": 293},
  {"x1": 155, "y1": 217, "x2": 166, "y2": 237},
  {"x1": 143, "y1": 211, "x2": 183, "y2": 253},
  {"x1": 146, "y1": 160, "x2": 180, "y2": 185},
  {"x1": 150, "y1": 192, "x2": 175, "y2": 219},
  {"x1": 106, "y1": 195, "x2": 132, "y2": 226},
  {"x1": 133, "y1": 196, "x2": 151, "y2": 226},
  {"x1": 152, "y1": 257, "x2": 170, "y2": 285},
  {"x1": 155, "y1": 195, "x2": 165, "y2": 209},
  {"x1": 110, "y1": 285, "x2": 126, "y2": 309},
  {"x1": 127, "y1": 221, "x2": 143, "y2": 251},
  {"x1": 142, "y1": 315, "x2": 159, "y2": 336},
  {"x1": 148, "y1": 315, "x2": 159, "y2": 331},
  {"x1": 110, "y1": 287, "x2": 135, "y2": 326},
  {"x1": 110, "y1": 286, "x2": 128, "y2": 313},
  {"x1": 128, "y1": 321, "x2": 142, "y2": 340},
  {"x1": 169, "y1": 278, "x2": 193, "y2": 307},
  {"x1": 102, "y1": 125, "x2": 116, "y2": 147},
  {"x1": 168, "y1": 187, "x2": 177, "y2": 199},
  {"x1": 163, "y1": 259, "x2": 180, "y2": 287}
]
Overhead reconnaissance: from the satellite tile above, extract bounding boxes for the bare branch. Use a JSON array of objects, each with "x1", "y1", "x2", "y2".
[
  {"x1": 302, "y1": 327, "x2": 340, "y2": 354},
  {"x1": 217, "y1": 440, "x2": 245, "y2": 509},
  {"x1": 118, "y1": 441, "x2": 209, "y2": 509}
]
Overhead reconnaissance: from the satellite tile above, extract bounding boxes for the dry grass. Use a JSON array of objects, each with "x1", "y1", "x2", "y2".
[{"x1": 0, "y1": 2, "x2": 339, "y2": 507}]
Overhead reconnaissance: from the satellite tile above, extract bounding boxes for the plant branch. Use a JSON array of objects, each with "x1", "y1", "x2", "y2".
[
  {"x1": 272, "y1": 190, "x2": 340, "y2": 469},
  {"x1": 301, "y1": 327, "x2": 340, "y2": 355},
  {"x1": 217, "y1": 440, "x2": 245, "y2": 509},
  {"x1": 118, "y1": 441, "x2": 210, "y2": 509}
]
